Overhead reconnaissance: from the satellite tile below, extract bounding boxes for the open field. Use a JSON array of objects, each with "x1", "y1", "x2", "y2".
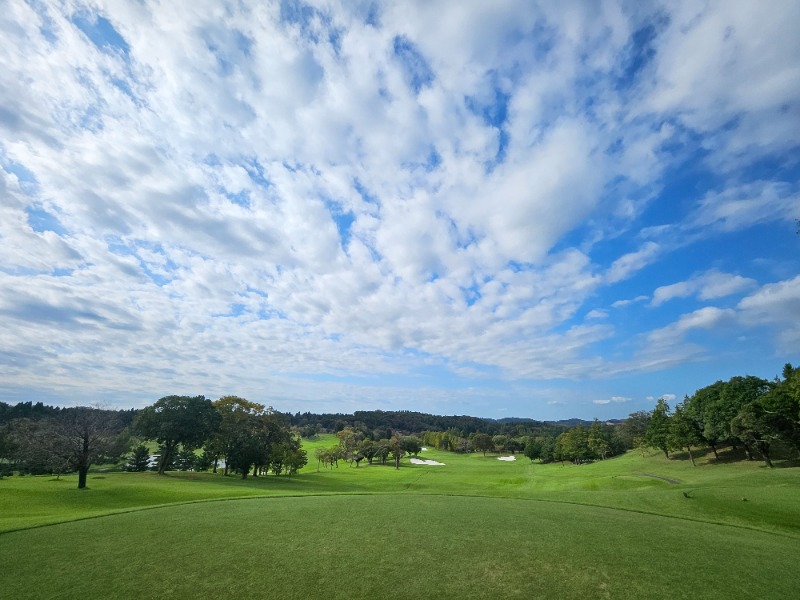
[{"x1": 1, "y1": 438, "x2": 798, "y2": 598}]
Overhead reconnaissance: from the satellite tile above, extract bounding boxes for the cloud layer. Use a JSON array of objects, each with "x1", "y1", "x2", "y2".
[{"x1": 1, "y1": 1, "x2": 798, "y2": 417}]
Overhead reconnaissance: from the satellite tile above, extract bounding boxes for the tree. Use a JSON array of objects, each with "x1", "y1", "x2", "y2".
[
  {"x1": 336, "y1": 426, "x2": 364, "y2": 460},
  {"x1": 720, "y1": 376, "x2": 771, "y2": 459},
  {"x1": 471, "y1": 432, "x2": 494, "y2": 456},
  {"x1": 389, "y1": 435, "x2": 405, "y2": 470},
  {"x1": 560, "y1": 425, "x2": 591, "y2": 464},
  {"x1": 134, "y1": 395, "x2": 221, "y2": 475},
  {"x1": 731, "y1": 401, "x2": 780, "y2": 468},
  {"x1": 400, "y1": 435, "x2": 422, "y2": 457},
  {"x1": 492, "y1": 434, "x2": 510, "y2": 453},
  {"x1": 523, "y1": 437, "x2": 542, "y2": 462},
  {"x1": 646, "y1": 398, "x2": 672, "y2": 459},
  {"x1": 685, "y1": 381, "x2": 725, "y2": 459},
  {"x1": 175, "y1": 446, "x2": 197, "y2": 471},
  {"x1": 618, "y1": 411, "x2": 650, "y2": 449},
  {"x1": 760, "y1": 364, "x2": 800, "y2": 454},
  {"x1": 209, "y1": 396, "x2": 268, "y2": 476},
  {"x1": 49, "y1": 407, "x2": 124, "y2": 489},
  {"x1": 668, "y1": 401, "x2": 703, "y2": 466},
  {"x1": 359, "y1": 439, "x2": 378, "y2": 464},
  {"x1": 587, "y1": 419, "x2": 612, "y2": 460},
  {"x1": 126, "y1": 445, "x2": 151, "y2": 472}
]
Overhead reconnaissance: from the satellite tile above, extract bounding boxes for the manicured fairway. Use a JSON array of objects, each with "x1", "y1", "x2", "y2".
[
  {"x1": 1, "y1": 494, "x2": 798, "y2": 599},
  {"x1": 1, "y1": 442, "x2": 798, "y2": 598}
]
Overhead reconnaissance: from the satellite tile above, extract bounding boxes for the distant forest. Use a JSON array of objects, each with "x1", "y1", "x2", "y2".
[{"x1": 1, "y1": 362, "x2": 797, "y2": 486}]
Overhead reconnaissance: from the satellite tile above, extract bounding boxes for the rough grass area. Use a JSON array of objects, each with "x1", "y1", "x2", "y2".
[{"x1": 1, "y1": 440, "x2": 797, "y2": 598}]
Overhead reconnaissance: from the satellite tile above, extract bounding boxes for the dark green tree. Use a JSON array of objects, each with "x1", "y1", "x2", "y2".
[
  {"x1": 668, "y1": 400, "x2": 703, "y2": 466},
  {"x1": 720, "y1": 376, "x2": 771, "y2": 460},
  {"x1": 389, "y1": 434, "x2": 405, "y2": 469},
  {"x1": 618, "y1": 411, "x2": 650, "y2": 449},
  {"x1": 175, "y1": 446, "x2": 197, "y2": 471},
  {"x1": 685, "y1": 381, "x2": 725, "y2": 459},
  {"x1": 588, "y1": 419, "x2": 612, "y2": 460},
  {"x1": 126, "y1": 445, "x2": 151, "y2": 472},
  {"x1": 523, "y1": 437, "x2": 542, "y2": 462},
  {"x1": 646, "y1": 398, "x2": 672, "y2": 459},
  {"x1": 760, "y1": 364, "x2": 800, "y2": 454},
  {"x1": 134, "y1": 395, "x2": 221, "y2": 475},
  {"x1": 400, "y1": 435, "x2": 422, "y2": 457},
  {"x1": 470, "y1": 432, "x2": 494, "y2": 456},
  {"x1": 731, "y1": 402, "x2": 779, "y2": 468}
]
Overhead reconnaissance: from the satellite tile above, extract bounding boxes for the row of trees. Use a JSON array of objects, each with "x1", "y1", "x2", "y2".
[
  {"x1": 133, "y1": 395, "x2": 307, "y2": 478},
  {"x1": 0, "y1": 395, "x2": 306, "y2": 487},
  {"x1": 2, "y1": 362, "x2": 795, "y2": 485},
  {"x1": 637, "y1": 365, "x2": 800, "y2": 467},
  {"x1": 314, "y1": 427, "x2": 423, "y2": 470}
]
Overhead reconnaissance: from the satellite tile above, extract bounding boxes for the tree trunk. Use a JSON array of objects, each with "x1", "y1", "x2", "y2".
[
  {"x1": 78, "y1": 466, "x2": 88, "y2": 489},
  {"x1": 759, "y1": 443, "x2": 774, "y2": 468},
  {"x1": 686, "y1": 446, "x2": 696, "y2": 467},
  {"x1": 77, "y1": 431, "x2": 90, "y2": 488},
  {"x1": 158, "y1": 441, "x2": 178, "y2": 475},
  {"x1": 709, "y1": 442, "x2": 719, "y2": 460},
  {"x1": 743, "y1": 443, "x2": 754, "y2": 461}
]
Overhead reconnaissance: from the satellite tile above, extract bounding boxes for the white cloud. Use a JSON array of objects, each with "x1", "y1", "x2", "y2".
[
  {"x1": 651, "y1": 270, "x2": 757, "y2": 306},
  {"x1": 0, "y1": 1, "x2": 797, "y2": 413},
  {"x1": 605, "y1": 242, "x2": 660, "y2": 284}
]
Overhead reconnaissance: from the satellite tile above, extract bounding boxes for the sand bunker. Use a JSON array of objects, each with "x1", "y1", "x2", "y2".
[
  {"x1": 497, "y1": 456, "x2": 516, "y2": 461},
  {"x1": 410, "y1": 458, "x2": 445, "y2": 466}
]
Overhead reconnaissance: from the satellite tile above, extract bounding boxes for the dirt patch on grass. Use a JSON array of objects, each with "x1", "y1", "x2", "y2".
[{"x1": 639, "y1": 473, "x2": 681, "y2": 484}]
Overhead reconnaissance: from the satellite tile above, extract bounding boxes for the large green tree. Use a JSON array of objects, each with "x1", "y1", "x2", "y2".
[
  {"x1": 470, "y1": 432, "x2": 494, "y2": 456},
  {"x1": 731, "y1": 401, "x2": 779, "y2": 468},
  {"x1": 685, "y1": 381, "x2": 725, "y2": 459},
  {"x1": 646, "y1": 398, "x2": 671, "y2": 459},
  {"x1": 588, "y1": 419, "x2": 612, "y2": 460},
  {"x1": 720, "y1": 376, "x2": 771, "y2": 459},
  {"x1": 668, "y1": 400, "x2": 703, "y2": 466},
  {"x1": 760, "y1": 364, "x2": 800, "y2": 454},
  {"x1": 209, "y1": 396, "x2": 268, "y2": 476},
  {"x1": 135, "y1": 395, "x2": 221, "y2": 475}
]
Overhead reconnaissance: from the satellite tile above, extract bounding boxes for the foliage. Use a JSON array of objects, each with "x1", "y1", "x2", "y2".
[
  {"x1": 646, "y1": 398, "x2": 672, "y2": 458},
  {"x1": 126, "y1": 445, "x2": 151, "y2": 472},
  {"x1": 135, "y1": 395, "x2": 221, "y2": 475}
]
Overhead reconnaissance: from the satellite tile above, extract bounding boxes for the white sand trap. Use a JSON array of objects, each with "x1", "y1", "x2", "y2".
[
  {"x1": 410, "y1": 458, "x2": 446, "y2": 466},
  {"x1": 497, "y1": 456, "x2": 516, "y2": 461}
]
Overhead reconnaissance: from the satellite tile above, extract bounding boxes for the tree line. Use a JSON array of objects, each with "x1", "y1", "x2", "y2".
[
  {"x1": 1, "y1": 362, "x2": 796, "y2": 485},
  {"x1": 0, "y1": 395, "x2": 306, "y2": 487},
  {"x1": 631, "y1": 364, "x2": 800, "y2": 467},
  {"x1": 508, "y1": 364, "x2": 798, "y2": 467}
]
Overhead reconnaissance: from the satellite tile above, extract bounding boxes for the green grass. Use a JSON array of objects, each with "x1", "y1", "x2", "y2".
[{"x1": 1, "y1": 440, "x2": 798, "y2": 598}]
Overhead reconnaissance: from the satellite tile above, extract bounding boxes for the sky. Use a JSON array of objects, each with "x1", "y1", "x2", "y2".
[{"x1": 1, "y1": 1, "x2": 798, "y2": 420}]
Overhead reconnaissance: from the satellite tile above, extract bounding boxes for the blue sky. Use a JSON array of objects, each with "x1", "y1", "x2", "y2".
[{"x1": 1, "y1": 1, "x2": 798, "y2": 419}]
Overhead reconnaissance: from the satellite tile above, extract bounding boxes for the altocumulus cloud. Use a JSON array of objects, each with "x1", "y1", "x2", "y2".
[{"x1": 0, "y1": 1, "x2": 798, "y2": 419}]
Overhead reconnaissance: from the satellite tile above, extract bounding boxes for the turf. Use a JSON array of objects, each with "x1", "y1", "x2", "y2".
[
  {"x1": 1, "y1": 439, "x2": 798, "y2": 598},
  {"x1": 1, "y1": 494, "x2": 797, "y2": 599}
]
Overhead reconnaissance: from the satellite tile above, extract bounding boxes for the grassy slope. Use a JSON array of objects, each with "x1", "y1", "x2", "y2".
[
  {"x1": 1, "y1": 437, "x2": 798, "y2": 598},
  {"x1": 1, "y1": 437, "x2": 798, "y2": 536}
]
